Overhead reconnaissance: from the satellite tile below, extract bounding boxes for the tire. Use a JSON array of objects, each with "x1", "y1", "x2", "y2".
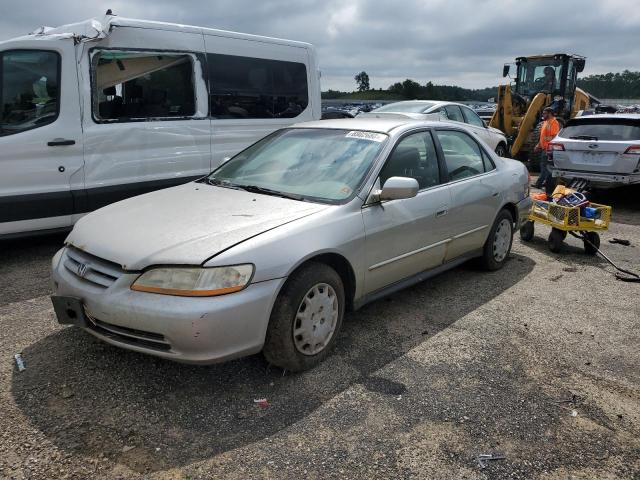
[
  {"x1": 583, "y1": 232, "x2": 600, "y2": 255},
  {"x1": 263, "y1": 262, "x2": 345, "y2": 372},
  {"x1": 478, "y1": 209, "x2": 514, "y2": 271},
  {"x1": 520, "y1": 221, "x2": 535, "y2": 242},
  {"x1": 495, "y1": 143, "x2": 509, "y2": 158},
  {"x1": 548, "y1": 228, "x2": 564, "y2": 253}
]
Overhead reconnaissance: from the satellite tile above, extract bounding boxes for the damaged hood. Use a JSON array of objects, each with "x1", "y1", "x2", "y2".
[{"x1": 67, "y1": 183, "x2": 328, "y2": 270}]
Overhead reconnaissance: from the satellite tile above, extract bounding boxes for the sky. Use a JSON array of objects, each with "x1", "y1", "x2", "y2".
[{"x1": 1, "y1": 0, "x2": 639, "y2": 91}]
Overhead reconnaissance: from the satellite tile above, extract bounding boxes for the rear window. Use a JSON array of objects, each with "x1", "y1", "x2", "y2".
[{"x1": 560, "y1": 118, "x2": 640, "y2": 141}]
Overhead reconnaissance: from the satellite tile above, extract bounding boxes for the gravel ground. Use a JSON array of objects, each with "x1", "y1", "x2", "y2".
[{"x1": 1, "y1": 186, "x2": 639, "y2": 479}]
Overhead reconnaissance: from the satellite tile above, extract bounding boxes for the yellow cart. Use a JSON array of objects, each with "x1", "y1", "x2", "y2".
[{"x1": 519, "y1": 200, "x2": 612, "y2": 254}]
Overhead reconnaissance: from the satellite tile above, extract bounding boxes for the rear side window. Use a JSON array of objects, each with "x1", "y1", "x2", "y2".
[
  {"x1": 561, "y1": 119, "x2": 640, "y2": 141},
  {"x1": 435, "y1": 130, "x2": 487, "y2": 181},
  {"x1": 92, "y1": 51, "x2": 195, "y2": 121},
  {"x1": 0, "y1": 50, "x2": 60, "y2": 136},
  {"x1": 208, "y1": 53, "x2": 308, "y2": 119}
]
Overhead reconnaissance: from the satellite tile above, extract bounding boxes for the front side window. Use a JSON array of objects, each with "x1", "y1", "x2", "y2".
[
  {"x1": 0, "y1": 50, "x2": 60, "y2": 136},
  {"x1": 379, "y1": 131, "x2": 440, "y2": 189},
  {"x1": 461, "y1": 106, "x2": 485, "y2": 127},
  {"x1": 92, "y1": 50, "x2": 195, "y2": 121},
  {"x1": 208, "y1": 53, "x2": 308, "y2": 119},
  {"x1": 207, "y1": 128, "x2": 386, "y2": 203},
  {"x1": 436, "y1": 130, "x2": 486, "y2": 181}
]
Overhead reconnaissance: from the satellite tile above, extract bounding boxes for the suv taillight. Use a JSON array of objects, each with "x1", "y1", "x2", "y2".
[
  {"x1": 548, "y1": 142, "x2": 565, "y2": 152},
  {"x1": 624, "y1": 145, "x2": 640, "y2": 155}
]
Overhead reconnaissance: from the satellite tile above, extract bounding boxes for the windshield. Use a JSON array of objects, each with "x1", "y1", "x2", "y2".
[
  {"x1": 207, "y1": 128, "x2": 388, "y2": 203},
  {"x1": 0, "y1": 50, "x2": 60, "y2": 136},
  {"x1": 561, "y1": 118, "x2": 640, "y2": 141},
  {"x1": 516, "y1": 58, "x2": 563, "y2": 96},
  {"x1": 374, "y1": 101, "x2": 436, "y2": 113}
]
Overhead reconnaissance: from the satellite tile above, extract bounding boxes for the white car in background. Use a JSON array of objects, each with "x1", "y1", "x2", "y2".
[
  {"x1": 361, "y1": 101, "x2": 509, "y2": 157},
  {"x1": 549, "y1": 114, "x2": 640, "y2": 188}
]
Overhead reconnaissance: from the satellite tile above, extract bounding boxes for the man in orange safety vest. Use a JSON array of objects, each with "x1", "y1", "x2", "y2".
[{"x1": 532, "y1": 107, "x2": 561, "y2": 189}]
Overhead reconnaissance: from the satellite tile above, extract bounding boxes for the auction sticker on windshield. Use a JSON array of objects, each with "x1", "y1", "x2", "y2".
[{"x1": 345, "y1": 131, "x2": 387, "y2": 142}]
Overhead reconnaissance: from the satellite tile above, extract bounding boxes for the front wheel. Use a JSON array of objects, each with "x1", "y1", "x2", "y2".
[
  {"x1": 263, "y1": 262, "x2": 345, "y2": 372},
  {"x1": 495, "y1": 143, "x2": 509, "y2": 158},
  {"x1": 478, "y1": 209, "x2": 513, "y2": 271}
]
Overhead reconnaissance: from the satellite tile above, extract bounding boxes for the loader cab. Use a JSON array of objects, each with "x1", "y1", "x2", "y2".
[{"x1": 512, "y1": 54, "x2": 585, "y2": 117}]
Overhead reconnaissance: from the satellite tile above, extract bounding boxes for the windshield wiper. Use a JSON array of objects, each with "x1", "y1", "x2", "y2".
[
  {"x1": 235, "y1": 184, "x2": 305, "y2": 201},
  {"x1": 570, "y1": 135, "x2": 599, "y2": 141}
]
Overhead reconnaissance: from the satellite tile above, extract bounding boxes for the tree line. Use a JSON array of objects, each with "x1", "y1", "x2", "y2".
[{"x1": 321, "y1": 70, "x2": 640, "y2": 101}]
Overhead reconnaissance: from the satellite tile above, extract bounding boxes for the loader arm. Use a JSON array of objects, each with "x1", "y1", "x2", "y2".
[
  {"x1": 489, "y1": 84, "x2": 513, "y2": 136},
  {"x1": 511, "y1": 92, "x2": 548, "y2": 157}
]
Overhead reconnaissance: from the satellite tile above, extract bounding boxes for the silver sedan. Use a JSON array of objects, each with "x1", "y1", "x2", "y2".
[{"x1": 51, "y1": 118, "x2": 531, "y2": 371}]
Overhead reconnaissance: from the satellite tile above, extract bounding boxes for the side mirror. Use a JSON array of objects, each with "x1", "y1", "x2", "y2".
[
  {"x1": 502, "y1": 64, "x2": 510, "y2": 77},
  {"x1": 379, "y1": 177, "x2": 419, "y2": 201},
  {"x1": 575, "y1": 58, "x2": 585, "y2": 73}
]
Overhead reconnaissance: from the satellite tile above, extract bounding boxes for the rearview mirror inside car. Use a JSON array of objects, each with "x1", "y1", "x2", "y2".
[{"x1": 379, "y1": 177, "x2": 419, "y2": 201}]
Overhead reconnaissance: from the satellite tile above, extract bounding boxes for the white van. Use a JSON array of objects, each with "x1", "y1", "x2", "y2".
[{"x1": 0, "y1": 13, "x2": 321, "y2": 237}]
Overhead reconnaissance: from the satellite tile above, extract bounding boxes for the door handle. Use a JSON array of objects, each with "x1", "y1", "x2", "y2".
[
  {"x1": 436, "y1": 209, "x2": 448, "y2": 217},
  {"x1": 48, "y1": 139, "x2": 76, "y2": 146}
]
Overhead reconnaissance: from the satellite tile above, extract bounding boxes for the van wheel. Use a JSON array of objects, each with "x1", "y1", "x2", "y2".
[
  {"x1": 263, "y1": 262, "x2": 344, "y2": 372},
  {"x1": 479, "y1": 209, "x2": 513, "y2": 271}
]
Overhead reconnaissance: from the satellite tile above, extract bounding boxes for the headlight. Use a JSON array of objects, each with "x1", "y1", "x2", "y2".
[{"x1": 130, "y1": 265, "x2": 254, "y2": 297}]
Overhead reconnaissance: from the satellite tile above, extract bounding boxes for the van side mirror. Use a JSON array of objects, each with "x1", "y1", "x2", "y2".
[
  {"x1": 502, "y1": 64, "x2": 510, "y2": 77},
  {"x1": 379, "y1": 177, "x2": 419, "y2": 201}
]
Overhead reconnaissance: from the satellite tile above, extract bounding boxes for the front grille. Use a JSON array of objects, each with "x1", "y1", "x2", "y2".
[
  {"x1": 85, "y1": 312, "x2": 172, "y2": 352},
  {"x1": 63, "y1": 247, "x2": 123, "y2": 288}
]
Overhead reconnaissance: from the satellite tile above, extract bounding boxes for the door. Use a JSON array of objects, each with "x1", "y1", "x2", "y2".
[
  {"x1": 461, "y1": 105, "x2": 496, "y2": 149},
  {"x1": 433, "y1": 129, "x2": 502, "y2": 261},
  {"x1": 79, "y1": 27, "x2": 211, "y2": 212},
  {"x1": 362, "y1": 130, "x2": 452, "y2": 294},
  {"x1": 0, "y1": 44, "x2": 84, "y2": 235}
]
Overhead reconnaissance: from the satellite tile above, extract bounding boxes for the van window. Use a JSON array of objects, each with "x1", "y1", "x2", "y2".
[
  {"x1": 0, "y1": 50, "x2": 60, "y2": 136},
  {"x1": 208, "y1": 53, "x2": 308, "y2": 119},
  {"x1": 92, "y1": 51, "x2": 195, "y2": 121}
]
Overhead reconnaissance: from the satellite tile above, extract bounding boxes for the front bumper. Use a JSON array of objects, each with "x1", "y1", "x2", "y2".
[
  {"x1": 551, "y1": 168, "x2": 640, "y2": 187},
  {"x1": 51, "y1": 248, "x2": 285, "y2": 364}
]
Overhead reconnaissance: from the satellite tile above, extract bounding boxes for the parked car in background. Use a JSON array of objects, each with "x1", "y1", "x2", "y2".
[
  {"x1": 321, "y1": 108, "x2": 354, "y2": 120},
  {"x1": 549, "y1": 114, "x2": 640, "y2": 188},
  {"x1": 361, "y1": 100, "x2": 509, "y2": 157},
  {"x1": 0, "y1": 12, "x2": 320, "y2": 238},
  {"x1": 52, "y1": 118, "x2": 531, "y2": 371}
]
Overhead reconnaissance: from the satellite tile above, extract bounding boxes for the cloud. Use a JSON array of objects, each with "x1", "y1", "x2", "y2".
[{"x1": 1, "y1": 0, "x2": 638, "y2": 91}]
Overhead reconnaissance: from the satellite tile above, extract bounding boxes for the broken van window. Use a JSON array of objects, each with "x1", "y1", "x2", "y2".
[{"x1": 92, "y1": 51, "x2": 195, "y2": 121}]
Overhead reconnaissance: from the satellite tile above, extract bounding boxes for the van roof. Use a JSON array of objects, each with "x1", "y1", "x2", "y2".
[{"x1": 2, "y1": 15, "x2": 314, "y2": 49}]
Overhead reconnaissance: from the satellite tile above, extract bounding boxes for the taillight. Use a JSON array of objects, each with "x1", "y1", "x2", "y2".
[
  {"x1": 624, "y1": 145, "x2": 640, "y2": 155},
  {"x1": 548, "y1": 142, "x2": 565, "y2": 152}
]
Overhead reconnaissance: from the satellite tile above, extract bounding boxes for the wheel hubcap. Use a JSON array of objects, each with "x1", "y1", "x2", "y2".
[
  {"x1": 493, "y1": 219, "x2": 512, "y2": 262},
  {"x1": 293, "y1": 283, "x2": 339, "y2": 356}
]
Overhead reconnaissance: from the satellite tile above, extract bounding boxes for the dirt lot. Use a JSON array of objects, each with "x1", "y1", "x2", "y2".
[{"x1": 1, "y1": 186, "x2": 639, "y2": 479}]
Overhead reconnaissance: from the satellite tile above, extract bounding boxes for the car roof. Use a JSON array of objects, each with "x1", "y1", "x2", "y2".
[
  {"x1": 573, "y1": 113, "x2": 640, "y2": 121},
  {"x1": 292, "y1": 118, "x2": 442, "y2": 134}
]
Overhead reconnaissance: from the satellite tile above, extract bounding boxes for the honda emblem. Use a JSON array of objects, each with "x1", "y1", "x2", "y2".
[{"x1": 77, "y1": 263, "x2": 89, "y2": 278}]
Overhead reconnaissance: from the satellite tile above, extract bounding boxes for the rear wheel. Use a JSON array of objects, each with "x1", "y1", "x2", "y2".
[
  {"x1": 263, "y1": 262, "x2": 345, "y2": 372},
  {"x1": 479, "y1": 209, "x2": 513, "y2": 271},
  {"x1": 583, "y1": 232, "x2": 600, "y2": 255}
]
